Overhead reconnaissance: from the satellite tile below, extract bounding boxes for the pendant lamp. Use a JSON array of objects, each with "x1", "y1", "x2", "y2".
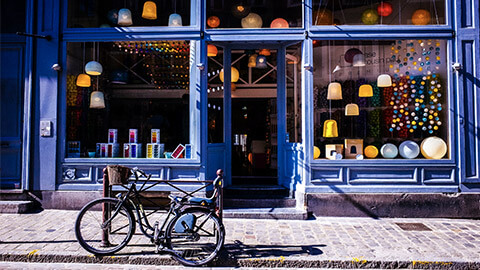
[
  {"x1": 232, "y1": 3, "x2": 250, "y2": 18},
  {"x1": 90, "y1": 91, "x2": 105, "y2": 109},
  {"x1": 248, "y1": 54, "x2": 257, "y2": 67},
  {"x1": 76, "y1": 74, "x2": 91, "y2": 87},
  {"x1": 345, "y1": 103, "x2": 359, "y2": 116},
  {"x1": 85, "y1": 61, "x2": 103, "y2": 76},
  {"x1": 142, "y1": 1, "x2": 157, "y2": 20},
  {"x1": 241, "y1": 13, "x2": 263, "y2": 28},
  {"x1": 359, "y1": 84, "x2": 373, "y2": 97},
  {"x1": 377, "y1": 74, "x2": 392, "y2": 87},
  {"x1": 323, "y1": 119, "x2": 338, "y2": 137},
  {"x1": 256, "y1": 55, "x2": 267, "y2": 69},
  {"x1": 219, "y1": 67, "x2": 240, "y2": 83},
  {"x1": 259, "y1": 49, "x2": 271, "y2": 56},
  {"x1": 118, "y1": 8, "x2": 133, "y2": 26},
  {"x1": 169, "y1": 13, "x2": 183, "y2": 26},
  {"x1": 352, "y1": 53, "x2": 365, "y2": 67},
  {"x1": 207, "y1": 44, "x2": 218, "y2": 57},
  {"x1": 327, "y1": 82, "x2": 342, "y2": 100}
]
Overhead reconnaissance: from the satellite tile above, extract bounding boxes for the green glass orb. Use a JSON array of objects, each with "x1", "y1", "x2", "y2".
[{"x1": 361, "y1": 9, "x2": 379, "y2": 25}]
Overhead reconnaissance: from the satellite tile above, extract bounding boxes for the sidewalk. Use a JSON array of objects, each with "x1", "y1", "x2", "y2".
[{"x1": 1, "y1": 210, "x2": 480, "y2": 269}]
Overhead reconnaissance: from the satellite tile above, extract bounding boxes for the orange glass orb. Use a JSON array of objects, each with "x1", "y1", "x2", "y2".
[
  {"x1": 231, "y1": 83, "x2": 237, "y2": 91},
  {"x1": 207, "y1": 44, "x2": 218, "y2": 57},
  {"x1": 270, "y1": 18, "x2": 289, "y2": 28},
  {"x1": 377, "y1": 2, "x2": 393, "y2": 17},
  {"x1": 207, "y1": 16, "x2": 220, "y2": 28},
  {"x1": 411, "y1": 9, "x2": 431, "y2": 25},
  {"x1": 313, "y1": 9, "x2": 333, "y2": 25},
  {"x1": 259, "y1": 49, "x2": 271, "y2": 56}
]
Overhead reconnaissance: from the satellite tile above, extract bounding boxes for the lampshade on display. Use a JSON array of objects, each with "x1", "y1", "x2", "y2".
[
  {"x1": 364, "y1": 145, "x2": 379, "y2": 158},
  {"x1": 377, "y1": 2, "x2": 393, "y2": 17},
  {"x1": 359, "y1": 84, "x2": 373, "y2": 97},
  {"x1": 168, "y1": 13, "x2": 182, "y2": 26},
  {"x1": 207, "y1": 44, "x2": 218, "y2": 57},
  {"x1": 232, "y1": 3, "x2": 250, "y2": 18},
  {"x1": 259, "y1": 49, "x2": 271, "y2": 56},
  {"x1": 411, "y1": 9, "x2": 431, "y2": 25},
  {"x1": 344, "y1": 48, "x2": 362, "y2": 63},
  {"x1": 377, "y1": 74, "x2": 392, "y2": 87},
  {"x1": 327, "y1": 82, "x2": 342, "y2": 100},
  {"x1": 256, "y1": 55, "x2": 267, "y2": 68},
  {"x1": 241, "y1": 13, "x2": 263, "y2": 28},
  {"x1": 248, "y1": 54, "x2": 257, "y2": 67},
  {"x1": 142, "y1": 1, "x2": 157, "y2": 20},
  {"x1": 270, "y1": 18, "x2": 289, "y2": 28},
  {"x1": 421, "y1": 136, "x2": 447, "y2": 159},
  {"x1": 380, "y1": 143, "x2": 398, "y2": 158},
  {"x1": 90, "y1": 91, "x2": 105, "y2": 109},
  {"x1": 345, "y1": 103, "x2": 359, "y2": 116},
  {"x1": 361, "y1": 9, "x2": 379, "y2": 25},
  {"x1": 313, "y1": 146, "x2": 321, "y2": 159},
  {"x1": 118, "y1": 8, "x2": 133, "y2": 26},
  {"x1": 352, "y1": 53, "x2": 366, "y2": 66},
  {"x1": 85, "y1": 61, "x2": 103, "y2": 76},
  {"x1": 207, "y1": 16, "x2": 220, "y2": 28},
  {"x1": 76, "y1": 74, "x2": 91, "y2": 87},
  {"x1": 219, "y1": 67, "x2": 239, "y2": 83},
  {"x1": 399, "y1": 140, "x2": 420, "y2": 159},
  {"x1": 323, "y1": 119, "x2": 338, "y2": 137}
]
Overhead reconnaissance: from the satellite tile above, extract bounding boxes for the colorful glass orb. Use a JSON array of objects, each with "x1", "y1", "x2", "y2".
[
  {"x1": 421, "y1": 136, "x2": 447, "y2": 159},
  {"x1": 232, "y1": 4, "x2": 250, "y2": 18},
  {"x1": 219, "y1": 67, "x2": 239, "y2": 83},
  {"x1": 361, "y1": 9, "x2": 379, "y2": 25},
  {"x1": 118, "y1": 8, "x2": 133, "y2": 26},
  {"x1": 248, "y1": 54, "x2": 257, "y2": 67},
  {"x1": 270, "y1": 18, "x2": 289, "y2": 28},
  {"x1": 345, "y1": 103, "x2": 359, "y2": 116},
  {"x1": 359, "y1": 84, "x2": 373, "y2": 97},
  {"x1": 241, "y1": 13, "x2": 263, "y2": 28},
  {"x1": 256, "y1": 55, "x2": 267, "y2": 68},
  {"x1": 76, "y1": 74, "x2": 91, "y2": 87},
  {"x1": 89, "y1": 91, "x2": 105, "y2": 109},
  {"x1": 142, "y1": 1, "x2": 157, "y2": 20},
  {"x1": 364, "y1": 145, "x2": 379, "y2": 158},
  {"x1": 412, "y1": 9, "x2": 431, "y2": 25},
  {"x1": 323, "y1": 119, "x2": 338, "y2": 137},
  {"x1": 399, "y1": 140, "x2": 420, "y2": 159},
  {"x1": 380, "y1": 143, "x2": 398, "y2": 158},
  {"x1": 313, "y1": 9, "x2": 333, "y2": 25},
  {"x1": 344, "y1": 48, "x2": 362, "y2": 63},
  {"x1": 85, "y1": 61, "x2": 103, "y2": 76},
  {"x1": 327, "y1": 82, "x2": 342, "y2": 100},
  {"x1": 259, "y1": 49, "x2": 271, "y2": 56},
  {"x1": 377, "y1": 2, "x2": 393, "y2": 17},
  {"x1": 377, "y1": 74, "x2": 392, "y2": 87},
  {"x1": 207, "y1": 44, "x2": 218, "y2": 57},
  {"x1": 313, "y1": 146, "x2": 321, "y2": 159},
  {"x1": 169, "y1": 13, "x2": 183, "y2": 26},
  {"x1": 207, "y1": 16, "x2": 220, "y2": 28}
]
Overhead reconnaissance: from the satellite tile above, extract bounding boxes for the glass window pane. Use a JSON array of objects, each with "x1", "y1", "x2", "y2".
[
  {"x1": 66, "y1": 41, "x2": 191, "y2": 159},
  {"x1": 313, "y1": 39, "x2": 449, "y2": 160},
  {"x1": 207, "y1": 43, "x2": 224, "y2": 143},
  {"x1": 68, "y1": 0, "x2": 190, "y2": 28},
  {"x1": 1, "y1": 0, "x2": 26, "y2": 33},
  {"x1": 206, "y1": 0, "x2": 303, "y2": 29},
  {"x1": 312, "y1": 0, "x2": 445, "y2": 26},
  {"x1": 286, "y1": 43, "x2": 302, "y2": 143}
]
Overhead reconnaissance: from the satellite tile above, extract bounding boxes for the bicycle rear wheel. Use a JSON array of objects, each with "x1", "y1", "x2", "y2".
[
  {"x1": 166, "y1": 207, "x2": 225, "y2": 266},
  {"x1": 75, "y1": 198, "x2": 135, "y2": 255}
]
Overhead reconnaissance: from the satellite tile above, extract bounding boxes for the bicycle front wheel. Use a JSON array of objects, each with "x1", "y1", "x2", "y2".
[
  {"x1": 75, "y1": 198, "x2": 135, "y2": 255},
  {"x1": 166, "y1": 207, "x2": 225, "y2": 266}
]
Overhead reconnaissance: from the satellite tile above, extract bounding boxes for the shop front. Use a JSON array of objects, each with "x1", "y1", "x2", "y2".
[{"x1": 1, "y1": 0, "x2": 479, "y2": 216}]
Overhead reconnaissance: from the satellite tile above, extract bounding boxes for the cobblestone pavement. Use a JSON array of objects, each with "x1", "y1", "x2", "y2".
[{"x1": 1, "y1": 210, "x2": 480, "y2": 268}]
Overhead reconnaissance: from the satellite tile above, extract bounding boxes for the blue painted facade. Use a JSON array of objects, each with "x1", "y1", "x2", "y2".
[{"x1": 1, "y1": 0, "x2": 480, "y2": 210}]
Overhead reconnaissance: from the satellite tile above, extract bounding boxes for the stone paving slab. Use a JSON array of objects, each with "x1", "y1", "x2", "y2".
[{"x1": 1, "y1": 210, "x2": 480, "y2": 268}]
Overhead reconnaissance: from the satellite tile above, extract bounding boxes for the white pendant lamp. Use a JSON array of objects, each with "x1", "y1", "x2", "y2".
[
  {"x1": 345, "y1": 103, "x2": 359, "y2": 116},
  {"x1": 118, "y1": 8, "x2": 133, "y2": 26},
  {"x1": 85, "y1": 61, "x2": 103, "y2": 76},
  {"x1": 327, "y1": 82, "x2": 342, "y2": 100},
  {"x1": 352, "y1": 53, "x2": 366, "y2": 67},
  {"x1": 169, "y1": 13, "x2": 183, "y2": 26},
  {"x1": 90, "y1": 91, "x2": 105, "y2": 109},
  {"x1": 377, "y1": 74, "x2": 392, "y2": 87}
]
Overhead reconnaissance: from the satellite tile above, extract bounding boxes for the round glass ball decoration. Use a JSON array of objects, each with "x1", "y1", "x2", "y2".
[
  {"x1": 377, "y1": 2, "x2": 393, "y2": 17},
  {"x1": 270, "y1": 18, "x2": 289, "y2": 28},
  {"x1": 241, "y1": 13, "x2": 263, "y2": 28},
  {"x1": 380, "y1": 143, "x2": 398, "y2": 158},
  {"x1": 399, "y1": 140, "x2": 420, "y2": 159},
  {"x1": 421, "y1": 136, "x2": 447, "y2": 159},
  {"x1": 207, "y1": 16, "x2": 220, "y2": 28},
  {"x1": 361, "y1": 9, "x2": 379, "y2": 25},
  {"x1": 313, "y1": 146, "x2": 321, "y2": 159},
  {"x1": 411, "y1": 9, "x2": 431, "y2": 25},
  {"x1": 232, "y1": 3, "x2": 250, "y2": 18}
]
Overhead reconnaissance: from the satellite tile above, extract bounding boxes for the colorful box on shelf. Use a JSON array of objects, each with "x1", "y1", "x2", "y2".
[
  {"x1": 345, "y1": 139, "x2": 363, "y2": 159},
  {"x1": 129, "y1": 129, "x2": 138, "y2": 143},
  {"x1": 96, "y1": 143, "x2": 120, "y2": 157},
  {"x1": 147, "y1": 143, "x2": 164, "y2": 158},
  {"x1": 151, "y1": 129, "x2": 160, "y2": 144},
  {"x1": 67, "y1": 141, "x2": 81, "y2": 158},
  {"x1": 108, "y1": 129, "x2": 118, "y2": 143},
  {"x1": 325, "y1": 144, "x2": 343, "y2": 160},
  {"x1": 123, "y1": 143, "x2": 142, "y2": 158}
]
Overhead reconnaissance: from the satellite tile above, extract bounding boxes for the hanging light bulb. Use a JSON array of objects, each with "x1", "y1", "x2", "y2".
[
  {"x1": 345, "y1": 103, "x2": 360, "y2": 116},
  {"x1": 207, "y1": 44, "x2": 218, "y2": 57},
  {"x1": 232, "y1": 3, "x2": 250, "y2": 18},
  {"x1": 327, "y1": 82, "x2": 342, "y2": 100},
  {"x1": 352, "y1": 53, "x2": 366, "y2": 66},
  {"x1": 248, "y1": 54, "x2": 257, "y2": 67},
  {"x1": 90, "y1": 91, "x2": 105, "y2": 109},
  {"x1": 377, "y1": 74, "x2": 392, "y2": 87},
  {"x1": 358, "y1": 84, "x2": 373, "y2": 97},
  {"x1": 118, "y1": 8, "x2": 133, "y2": 26},
  {"x1": 256, "y1": 55, "x2": 267, "y2": 68},
  {"x1": 85, "y1": 61, "x2": 103, "y2": 76},
  {"x1": 76, "y1": 74, "x2": 91, "y2": 87},
  {"x1": 168, "y1": 13, "x2": 183, "y2": 26},
  {"x1": 142, "y1": 1, "x2": 157, "y2": 20}
]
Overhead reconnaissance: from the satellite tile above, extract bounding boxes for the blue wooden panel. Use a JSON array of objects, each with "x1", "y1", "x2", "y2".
[
  {"x1": 348, "y1": 168, "x2": 417, "y2": 184},
  {"x1": 207, "y1": 144, "x2": 225, "y2": 180},
  {"x1": 423, "y1": 168, "x2": 456, "y2": 184},
  {"x1": 311, "y1": 167, "x2": 343, "y2": 183},
  {"x1": 170, "y1": 168, "x2": 200, "y2": 180},
  {"x1": 461, "y1": 0, "x2": 473, "y2": 27}
]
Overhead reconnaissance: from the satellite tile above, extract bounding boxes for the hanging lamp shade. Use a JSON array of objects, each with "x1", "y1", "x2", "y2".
[
  {"x1": 323, "y1": 119, "x2": 338, "y2": 137},
  {"x1": 344, "y1": 48, "x2": 362, "y2": 63},
  {"x1": 85, "y1": 61, "x2": 103, "y2": 76},
  {"x1": 270, "y1": 18, "x2": 289, "y2": 28},
  {"x1": 207, "y1": 44, "x2": 218, "y2": 57},
  {"x1": 377, "y1": 74, "x2": 392, "y2": 87},
  {"x1": 232, "y1": 3, "x2": 250, "y2": 18},
  {"x1": 142, "y1": 1, "x2": 157, "y2": 20},
  {"x1": 90, "y1": 91, "x2": 105, "y2": 109},
  {"x1": 248, "y1": 54, "x2": 257, "y2": 67},
  {"x1": 168, "y1": 13, "x2": 183, "y2": 26},
  {"x1": 256, "y1": 55, "x2": 267, "y2": 68},
  {"x1": 241, "y1": 13, "x2": 263, "y2": 28},
  {"x1": 359, "y1": 84, "x2": 373, "y2": 97},
  {"x1": 345, "y1": 103, "x2": 359, "y2": 116},
  {"x1": 327, "y1": 82, "x2": 342, "y2": 100},
  {"x1": 259, "y1": 49, "x2": 271, "y2": 56},
  {"x1": 118, "y1": 8, "x2": 133, "y2": 26},
  {"x1": 207, "y1": 16, "x2": 220, "y2": 28},
  {"x1": 219, "y1": 67, "x2": 239, "y2": 83},
  {"x1": 76, "y1": 74, "x2": 91, "y2": 87},
  {"x1": 352, "y1": 53, "x2": 366, "y2": 66}
]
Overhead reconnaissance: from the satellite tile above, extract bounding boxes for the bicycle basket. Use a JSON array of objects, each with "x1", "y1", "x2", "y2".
[
  {"x1": 106, "y1": 165, "x2": 132, "y2": 185},
  {"x1": 174, "y1": 213, "x2": 196, "y2": 233}
]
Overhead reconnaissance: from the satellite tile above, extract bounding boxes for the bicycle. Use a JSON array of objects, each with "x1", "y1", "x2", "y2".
[{"x1": 75, "y1": 166, "x2": 225, "y2": 267}]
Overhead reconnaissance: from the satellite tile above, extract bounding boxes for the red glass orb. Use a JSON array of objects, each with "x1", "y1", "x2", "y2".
[
  {"x1": 270, "y1": 18, "x2": 289, "y2": 28},
  {"x1": 377, "y1": 2, "x2": 393, "y2": 17},
  {"x1": 207, "y1": 16, "x2": 220, "y2": 28}
]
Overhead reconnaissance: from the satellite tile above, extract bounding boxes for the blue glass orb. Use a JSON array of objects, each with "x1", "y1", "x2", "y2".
[
  {"x1": 85, "y1": 61, "x2": 103, "y2": 76},
  {"x1": 169, "y1": 13, "x2": 183, "y2": 26},
  {"x1": 256, "y1": 55, "x2": 267, "y2": 69}
]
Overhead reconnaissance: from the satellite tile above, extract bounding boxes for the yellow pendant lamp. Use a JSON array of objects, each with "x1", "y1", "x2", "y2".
[
  {"x1": 359, "y1": 84, "x2": 373, "y2": 97},
  {"x1": 327, "y1": 82, "x2": 342, "y2": 100},
  {"x1": 248, "y1": 54, "x2": 258, "y2": 67},
  {"x1": 323, "y1": 119, "x2": 338, "y2": 137},
  {"x1": 207, "y1": 44, "x2": 218, "y2": 57},
  {"x1": 142, "y1": 1, "x2": 157, "y2": 20},
  {"x1": 76, "y1": 74, "x2": 91, "y2": 87}
]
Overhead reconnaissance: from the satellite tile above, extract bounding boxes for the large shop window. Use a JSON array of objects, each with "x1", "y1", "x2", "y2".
[
  {"x1": 206, "y1": 0, "x2": 303, "y2": 29},
  {"x1": 67, "y1": 0, "x2": 191, "y2": 28},
  {"x1": 66, "y1": 41, "x2": 191, "y2": 159},
  {"x1": 312, "y1": 0, "x2": 445, "y2": 25},
  {"x1": 313, "y1": 40, "x2": 449, "y2": 160}
]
